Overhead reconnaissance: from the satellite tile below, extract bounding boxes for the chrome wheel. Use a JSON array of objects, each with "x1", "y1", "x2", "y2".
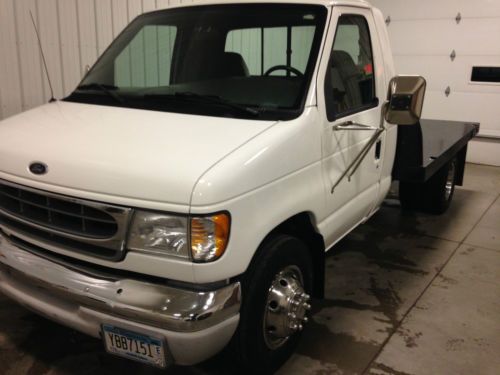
[
  {"x1": 445, "y1": 160, "x2": 456, "y2": 201},
  {"x1": 263, "y1": 265, "x2": 311, "y2": 350}
]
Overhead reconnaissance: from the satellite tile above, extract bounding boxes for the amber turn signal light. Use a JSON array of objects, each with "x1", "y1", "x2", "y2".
[{"x1": 190, "y1": 213, "x2": 230, "y2": 262}]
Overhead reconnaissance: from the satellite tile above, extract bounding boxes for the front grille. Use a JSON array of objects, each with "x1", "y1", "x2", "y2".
[
  {"x1": 0, "y1": 182, "x2": 117, "y2": 238},
  {"x1": 0, "y1": 215, "x2": 117, "y2": 259},
  {"x1": 0, "y1": 180, "x2": 132, "y2": 261}
]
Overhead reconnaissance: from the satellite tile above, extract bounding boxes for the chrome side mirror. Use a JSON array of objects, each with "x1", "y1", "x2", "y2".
[{"x1": 385, "y1": 75, "x2": 426, "y2": 125}]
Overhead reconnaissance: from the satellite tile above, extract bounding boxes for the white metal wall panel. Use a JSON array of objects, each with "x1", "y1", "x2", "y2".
[
  {"x1": 386, "y1": 18, "x2": 500, "y2": 57},
  {"x1": 95, "y1": 0, "x2": 114, "y2": 56},
  {"x1": 13, "y1": 0, "x2": 46, "y2": 111},
  {"x1": 128, "y1": 0, "x2": 143, "y2": 22},
  {"x1": 143, "y1": 0, "x2": 156, "y2": 12},
  {"x1": 76, "y1": 0, "x2": 98, "y2": 79},
  {"x1": 372, "y1": 0, "x2": 500, "y2": 20},
  {"x1": 155, "y1": 0, "x2": 173, "y2": 9},
  {"x1": 0, "y1": 0, "x2": 23, "y2": 118},
  {"x1": 371, "y1": 0, "x2": 500, "y2": 165},
  {"x1": 111, "y1": 0, "x2": 129, "y2": 37},
  {"x1": 0, "y1": 0, "x2": 196, "y2": 121},
  {"x1": 37, "y1": 0, "x2": 65, "y2": 99},
  {"x1": 58, "y1": 0, "x2": 82, "y2": 95}
]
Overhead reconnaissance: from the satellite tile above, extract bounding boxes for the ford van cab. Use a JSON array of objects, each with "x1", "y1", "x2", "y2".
[{"x1": 0, "y1": 0, "x2": 477, "y2": 373}]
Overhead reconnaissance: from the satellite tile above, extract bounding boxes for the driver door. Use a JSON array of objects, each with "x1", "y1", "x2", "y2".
[{"x1": 319, "y1": 8, "x2": 387, "y2": 248}]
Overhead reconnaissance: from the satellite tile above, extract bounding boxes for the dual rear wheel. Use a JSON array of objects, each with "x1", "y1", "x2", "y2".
[{"x1": 399, "y1": 158, "x2": 457, "y2": 214}]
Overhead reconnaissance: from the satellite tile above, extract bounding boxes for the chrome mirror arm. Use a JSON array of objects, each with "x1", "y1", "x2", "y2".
[
  {"x1": 331, "y1": 102, "x2": 389, "y2": 194},
  {"x1": 332, "y1": 121, "x2": 379, "y2": 131},
  {"x1": 346, "y1": 128, "x2": 384, "y2": 181}
]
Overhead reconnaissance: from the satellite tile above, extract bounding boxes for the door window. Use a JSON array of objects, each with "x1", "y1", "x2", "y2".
[{"x1": 325, "y1": 15, "x2": 376, "y2": 120}]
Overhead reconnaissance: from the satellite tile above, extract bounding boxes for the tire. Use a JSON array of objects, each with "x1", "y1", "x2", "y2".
[
  {"x1": 422, "y1": 158, "x2": 457, "y2": 215},
  {"x1": 231, "y1": 234, "x2": 313, "y2": 374}
]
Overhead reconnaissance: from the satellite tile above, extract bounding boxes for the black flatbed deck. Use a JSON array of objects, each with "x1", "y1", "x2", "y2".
[{"x1": 393, "y1": 120, "x2": 479, "y2": 184}]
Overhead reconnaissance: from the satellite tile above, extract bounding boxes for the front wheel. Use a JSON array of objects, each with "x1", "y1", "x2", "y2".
[{"x1": 232, "y1": 234, "x2": 313, "y2": 374}]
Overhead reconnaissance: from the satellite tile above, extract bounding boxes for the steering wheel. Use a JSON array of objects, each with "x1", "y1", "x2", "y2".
[{"x1": 264, "y1": 65, "x2": 304, "y2": 77}]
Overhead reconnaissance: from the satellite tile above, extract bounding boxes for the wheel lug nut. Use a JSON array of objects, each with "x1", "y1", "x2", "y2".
[
  {"x1": 303, "y1": 303, "x2": 311, "y2": 310},
  {"x1": 288, "y1": 312, "x2": 297, "y2": 319},
  {"x1": 303, "y1": 317, "x2": 309, "y2": 323},
  {"x1": 298, "y1": 324, "x2": 303, "y2": 331}
]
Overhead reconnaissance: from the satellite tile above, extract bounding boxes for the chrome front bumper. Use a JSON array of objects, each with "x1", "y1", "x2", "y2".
[{"x1": 0, "y1": 231, "x2": 241, "y2": 365}]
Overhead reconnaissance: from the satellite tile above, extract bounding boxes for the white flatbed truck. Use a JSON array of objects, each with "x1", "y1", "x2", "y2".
[{"x1": 0, "y1": 0, "x2": 478, "y2": 372}]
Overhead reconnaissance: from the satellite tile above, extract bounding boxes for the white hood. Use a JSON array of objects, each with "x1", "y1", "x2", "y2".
[{"x1": 0, "y1": 101, "x2": 275, "y2": 206}]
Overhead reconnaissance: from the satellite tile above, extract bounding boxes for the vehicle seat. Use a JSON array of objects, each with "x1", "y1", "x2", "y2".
[
  {"x1": 331, "y1": 50, "x2": 363, "y2": 112},
  {"x1": 215, "y1": 52, "x2": 250, "y2": 78},
  {"x1": 176, "y1": 51, "x2": 249, "y2": 83}
]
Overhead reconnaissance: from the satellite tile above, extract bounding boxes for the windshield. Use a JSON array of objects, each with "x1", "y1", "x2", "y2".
[{"x1": 65, "y1": 4, "x2": 328, "y2": 121}]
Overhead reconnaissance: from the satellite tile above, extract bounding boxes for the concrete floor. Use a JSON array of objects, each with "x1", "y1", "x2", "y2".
[{"x1": 1, "y1": 163, "x2": 499, "y2": 375}]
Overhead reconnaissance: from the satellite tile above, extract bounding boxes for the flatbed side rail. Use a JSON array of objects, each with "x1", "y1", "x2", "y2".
[{"x1": 393, "y1": 120, "x2": 479, "y2": 184}]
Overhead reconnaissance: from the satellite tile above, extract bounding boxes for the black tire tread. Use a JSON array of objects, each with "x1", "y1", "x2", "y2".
[
  {"x1": 422, "y1": 160, "x2": 456, "y2": 215},
  {"x1": 399, "y1": 159, "x2": 457, "y2": 215}
]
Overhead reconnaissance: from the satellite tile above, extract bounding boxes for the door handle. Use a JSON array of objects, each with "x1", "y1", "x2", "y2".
[{"x1": 375, "y1": 140, "x2": 382, "y2": 160}]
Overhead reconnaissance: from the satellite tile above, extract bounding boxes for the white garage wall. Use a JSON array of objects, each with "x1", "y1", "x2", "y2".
[
  {"x1": 0, "y1": 0, "x2": 194, "y2": 120},
  {"x1": 0, "y1": 0, "x2": 315, "y2": 120},
  {"x1": 371, "y1": 0, "x2": 500, "y2": 166}
]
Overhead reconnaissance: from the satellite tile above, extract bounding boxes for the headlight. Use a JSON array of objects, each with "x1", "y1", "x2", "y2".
[
  {"x1": 128, "y1": 211, "x2": 189, "y2": 259},
  {"x1": 127, "y1": 211, "x2": 230, "y2": 262}
]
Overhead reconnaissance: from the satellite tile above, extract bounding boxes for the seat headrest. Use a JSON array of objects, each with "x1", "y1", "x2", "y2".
[
  {"x1": 331, "y1": 50, "x2": 358, "y2": 72},
  {"x1": 219, "y1": 52, "x2": 250, "y2": 77}
]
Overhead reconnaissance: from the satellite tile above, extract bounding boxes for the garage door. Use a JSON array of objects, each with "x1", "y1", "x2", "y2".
[{"x1": 371, "y1": 0, "x2": 500, "y2": 166}]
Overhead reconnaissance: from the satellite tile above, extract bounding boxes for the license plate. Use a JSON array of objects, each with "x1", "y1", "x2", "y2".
[{"x1": 102, "y1": 325, "x2": 168, "y2": 368}]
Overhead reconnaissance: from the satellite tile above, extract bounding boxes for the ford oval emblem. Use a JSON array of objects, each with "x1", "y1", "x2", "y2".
[{"x1": 29, "y1": 162, "x2": 48, "y2": 175}]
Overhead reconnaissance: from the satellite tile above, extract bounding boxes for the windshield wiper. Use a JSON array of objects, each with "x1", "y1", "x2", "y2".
[
  {"x1": 145, "y1": 92, "x2": 260, "y2": 117},
  {"x1": 76, "y1": 83, "x2": 125, "y2": 104}
]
